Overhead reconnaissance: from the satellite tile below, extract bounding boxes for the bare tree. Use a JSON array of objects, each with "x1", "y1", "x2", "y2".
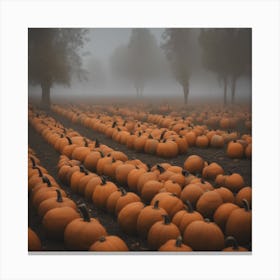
[{"x1": 28, "y1": 28, "x2": 88, "y2": 108}]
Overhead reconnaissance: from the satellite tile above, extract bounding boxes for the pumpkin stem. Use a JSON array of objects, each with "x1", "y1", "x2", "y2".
[
  {"x1": 160, "y1": 130, "x2": 166, "y2": 140},
  {"x1": 184, "y1": 200, "x2": 194, "y2": 213},
  {"x1": 153, "y1": 200, "x2": 160, "y2": 209},
  {"x1": 242, "y1": 199, "x2": 250, "y2": 211},
  {"x1": 98, "y1": 150, "x2": 104, "y2": 158},
  {"x1": 156, "y1": 164, "x2": 165, "y2": 174},
  {"x1": 78, "y1": 204, "x2": 91, "y2": 222},
  {"x1": 182, "y1": 169, "x2": 190, "y2": 177},
  {"x1": 225, "y1": 236, "x2": 239, "y2": 250},
  {"x1": 55, "y1": 189, "x2": 63, "y2": 202},
  {"x1": 175, "y1": 236, "x2": 183, "y2": 247},
  {"x1": 120, "y1": 188, "x2": 127, "y2": 196},
  {"x1": 162, "y1": 215, "x2": 171, "y2": 225},
  {"x1": 34, "y1": 166, "x2": 43, "y2": 177},
  {"x1": 66, "y1": 136, "x2": 72, "y2": 145},
  {"x1": 30, "y1": 157, "x2": 36, "y2": 168},
  {"x1": 95, "y1": 139, "x2": 100, "y2": 148},
  {"x1": 112, "y1": 121, "x2": 117, "y2": 128},
  {"x1": 101, "y1": 176, "x2": 107, "y2": 185},
  {"x1": 99, "y1": 236, "x2": 106, "y2": 242},
  {"x1": 148, "y1": 134, "x2": 153, "y2": 139},
  {"x1": 204, "y1": 218, "x2": 211, "y2": 223},
  {"x1": 83, "y1": 138, "x2": 88, "y2": 147},
  {"x1": 42, "y1": 176, "x2": 51, "y2": 187},
  {"x1": 79, "y1": 165, "x2": 88, "y2": 175}
]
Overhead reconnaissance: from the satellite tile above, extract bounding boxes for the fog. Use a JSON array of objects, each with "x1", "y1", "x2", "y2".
[{"x1": 28, "y1": 28, "x2": 251, "y2": 102}]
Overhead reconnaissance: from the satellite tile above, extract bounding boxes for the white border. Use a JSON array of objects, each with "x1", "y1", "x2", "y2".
[{"x1": 1, "y1": 0, "x2": 279, "y2": 279}]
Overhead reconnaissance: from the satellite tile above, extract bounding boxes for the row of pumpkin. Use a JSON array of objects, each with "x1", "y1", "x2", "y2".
[
  {"x1": 28, "y1": 107, "x2": 251, "y2": 251},
  {"x1": 51, "y1": 104, "x2": 251, "y2": 159},
  {"x1": 83, "y1": 103, "x2": 251, "y2": 131}
]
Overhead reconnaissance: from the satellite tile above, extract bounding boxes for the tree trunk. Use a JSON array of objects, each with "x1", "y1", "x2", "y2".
[
  {"x1": 223, "y1": 77, "x2": 228, "y2": 106},
  {"x1": 41, "y1": 82, "x2": 51, "y2": 109},
  {"x1": 231, "y1": 76, "x2": 237, "y2": 104},
  {"x1": 183, "y1": 83, "x2": 189, "y2": 104}
]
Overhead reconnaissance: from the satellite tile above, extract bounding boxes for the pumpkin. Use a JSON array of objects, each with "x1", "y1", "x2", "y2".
[
  {"x1": 38, "y1": 189, "x2": 77, "y2": 218},
  {"x1": 195, "y1": 135, "x2": 209, "y2": 148},
  {"x1": 196, "y1": 191, "x2": 224, "y2": 218},
  {"x1": 159, "y1": 236, "x2": 192, "y2": 251},
  {"x1": 226, "y1": 140, "x2": 244, "y2": 158},
  {"x1": 144, "y1": 136, "x2": 159, "y2": 154},
  {"x1": 32, "y1": 187, "x2": 67, "y2": 209},
  {"x1": 136, "y1": 171, "x2": 158, "y2": 194},
  {"x1": 183, "y1": 155, "x2": 205, "y2": 174},
  {"x1": 77, "y1": 173, "x2": 97, "y2": 195},
  {"x1": 210, "y1": 134, "x2": 224, "y2": 148},
  {"x1": 115, "y1": 163, "x2": 135, "y2": 185},
  {"x1": 118, "y1": 202, "x2": 145, "y2": 235},
  {"x1": 225, "y1": 199, "x2": 252, "y2": 245},
  {"x1": 224, "y1": 173, "x2": 245, "y2": 193},
  {"x1": 215, "y1": 174, "x2": 227, "y2": 186},
  {"x1": 156, "y1": 140, "x2": 178, "y2": 158},
  {"x1": 89, "y1": 235, "x2": 129, "y2": 251},
  {"x1": 147, "y1": 215, "x2": 181, "y2": 250},
  {"x1": 127, "y1": 167, "x2": 147, "y2": 192},
  {"x1": 115, "y1": 189, "x2": 141, "y2": 215},
  {"x1": 136, "y1": 200, "x2": 168, "y2": 238},
  {"x1": 64, "y1": 204, "x2": 107, "y2": 250},
  {"x1": 180, "y1": 183, "x2": 205, "y2": 208},
  {"x1": 83, "y1": 151, "x2": 103, "y2": 172},
  {"x1": 70, "y1": 166, "x2": 89, "y2": 193},
  {"x1": 92, "y1": 177, "x2": 118, "y2": 209},
  {"x1": 214, "y1": 187, "x2": 235, "y2": 203},
  {"x1": 161, "y1": 180, "x2": 181, "y2": 197},
  {"x1": 103, "y1": 158, "x2": 123, "y2": 178},
  {"x1": 106, "y1": 189, "x2": 123, "y2": 214},
  {"x1": 222, "y1": 236, "x2": 248, "y2": 252},
  {"x1": 141, "y1": 180, "x2": 164, "y2": 203},
  {"x1": 245, "y1": 143, "x2": 252, "y2": 158},
  {"x1": 172, "y1": 200, "x2": 203, "y2": 234},
  {"x1": 42, "y1": 206, "x2": 80, "y2": 240},
  {"x1": 84, "y1": 176, "x2": 102, "y2": 201},
  {"x1": 150, "y1": 192, "x2": 184, "y2": 219},
  {"x1": 71, "y1": 145, "x2": 91, "y2": 162},
  {"x1": 183, "y1": 219, "x2": 224, "y2": 251},
  {"x1": 213, "y1": 203, "x2": 239, "y2": 232},
  {"x1": 202, "y1": 162, "x2": 224, "y2": 180},
  {"x1": 235, "y1": 187, "x2": 252, "y2": 208},
  {"x1": 184, "y1": 131, "x2": 196, "y2": 146},
  {"x1": 28, "y1": 228, "x2": 42, "y2": 251}
]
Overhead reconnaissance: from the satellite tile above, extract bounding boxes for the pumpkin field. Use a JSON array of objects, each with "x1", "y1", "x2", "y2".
[{"x1": 28, "y1": 100, "x2": 252, "y2": 252}]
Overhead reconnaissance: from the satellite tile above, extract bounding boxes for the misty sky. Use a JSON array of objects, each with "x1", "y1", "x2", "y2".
[{"x1": 29, "y1": 28, "x2": 251, "y2": 101}]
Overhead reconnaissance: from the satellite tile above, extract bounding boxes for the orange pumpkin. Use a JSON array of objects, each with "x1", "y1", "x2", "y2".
[
  {"x1": 89, "y1": 235, "x2": 129, "y2": 251},
  {"x1": 147, "y1": 215, "x2": 181, "y2": 250},
  {"x1": 159, "y1": 236, "x2": 192, "y2": 251},
  {"x1": 183, "y1": 219, "x2": 224, "y2": 251},
  {"x1": 137, "y1": 200, "x2": 168, "y2": 238}
]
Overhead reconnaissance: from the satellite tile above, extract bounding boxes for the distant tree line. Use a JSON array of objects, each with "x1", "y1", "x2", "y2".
[{"x1": 28, "y1": 28, "x2": 251, "y2": 107}]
